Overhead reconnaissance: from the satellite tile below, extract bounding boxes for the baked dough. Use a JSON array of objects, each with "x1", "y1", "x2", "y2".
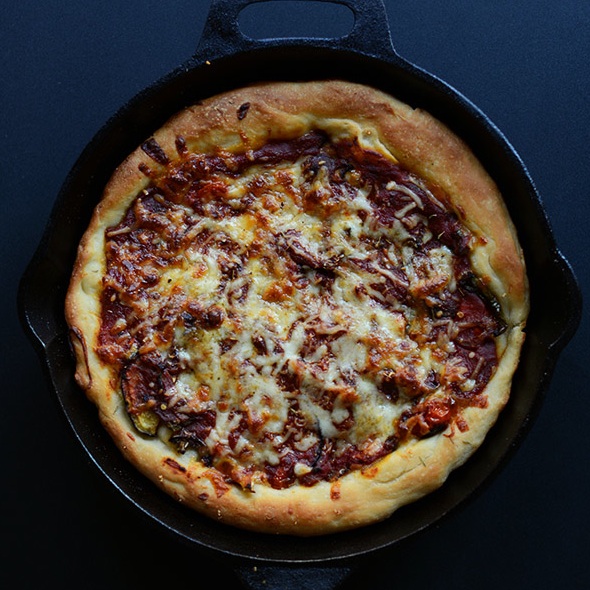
[{"x1": 65, "y1": 80, "x2": 528, "y2": 535}]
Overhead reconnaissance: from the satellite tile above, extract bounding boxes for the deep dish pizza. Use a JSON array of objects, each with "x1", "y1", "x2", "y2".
[{"x1": 65, "y1": 80, "x2": 528, "y2": 535}]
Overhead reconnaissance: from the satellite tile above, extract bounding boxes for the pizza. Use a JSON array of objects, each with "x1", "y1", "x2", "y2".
[{"x1": 65, "y1": 80, "x2": 528, "y2": 536}]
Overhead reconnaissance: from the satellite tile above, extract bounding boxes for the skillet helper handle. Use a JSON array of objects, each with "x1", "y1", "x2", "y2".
[
  {"x1": 18, "y1": 254, "x2": 65, "y2": 354},
  {"x1": 545, "y1": 251, "x2": 582, "y2": 354},
  {"x1": 235, "y1": 563, "x2": 354, "y2": 590},
  {"x1": 195, "y1": 0, "x2": 398, "y2": 61}
]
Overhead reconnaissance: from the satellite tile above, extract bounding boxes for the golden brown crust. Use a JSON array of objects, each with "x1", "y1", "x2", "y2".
[{"x1": 65, "y1": 80, "x2": 528, "y2": 536}]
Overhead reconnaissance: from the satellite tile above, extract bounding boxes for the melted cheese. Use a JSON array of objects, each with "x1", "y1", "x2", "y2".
[{"x1": 102, "y1": 140, "x2": 496, "y2": 485}]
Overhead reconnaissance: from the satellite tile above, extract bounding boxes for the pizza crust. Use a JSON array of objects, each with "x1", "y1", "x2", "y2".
[{"x1": 66, "y1": 80, "x2": 528, "y2": 535}]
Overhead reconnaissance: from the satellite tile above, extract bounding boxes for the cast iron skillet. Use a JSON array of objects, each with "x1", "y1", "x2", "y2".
[{"x1": 18, "y1": 0, "x2": 582, "y2": 586}]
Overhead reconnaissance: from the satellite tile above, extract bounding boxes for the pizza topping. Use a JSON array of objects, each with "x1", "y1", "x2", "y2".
[
  {"x1": 98, "y1": 130, "x2": 506, "y2": 490},
  {"x1": 141, "y1": 138, "x2": 170, "y2": 166}
]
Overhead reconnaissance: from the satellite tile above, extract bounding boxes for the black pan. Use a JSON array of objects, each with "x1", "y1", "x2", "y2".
[{"x1": 18, "y1": 0, "x2": 582, "y2": 586}]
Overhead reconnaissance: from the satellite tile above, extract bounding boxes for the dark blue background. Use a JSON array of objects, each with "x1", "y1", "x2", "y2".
[{"x1": 2, "y1": 1, "x2": 588, "y2": 588}]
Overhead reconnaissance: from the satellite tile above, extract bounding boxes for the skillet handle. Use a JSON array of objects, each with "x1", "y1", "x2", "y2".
[
  {"x1": 195, "y1": 0, "x2": 398, "y2": 61},
  {"x1": 544, "y1": 250, "x2": 582, "y2": 354},
  {"x1": 235, "y1": 564, "x2": 354, "y2": 590},
  {"x1": 18, "y1": 252, "x2": 65, "y2": 354}
]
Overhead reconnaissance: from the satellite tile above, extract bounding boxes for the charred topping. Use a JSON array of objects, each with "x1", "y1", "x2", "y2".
[
  {"x1": 141, "y1": 138, "x2": 170, "y2": 166},
  {"x1": 237, "y1": 102, "x2": 250, "y2": 120}
]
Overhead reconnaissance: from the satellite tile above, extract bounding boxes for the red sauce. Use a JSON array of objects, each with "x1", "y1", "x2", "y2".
[{"x1": 101, "y1": 131, "x2": 506, "y2": 489}]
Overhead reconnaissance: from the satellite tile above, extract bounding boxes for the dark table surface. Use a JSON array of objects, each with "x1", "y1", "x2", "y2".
[{"x1": 3, "y1": 1, "x2": 589, "y2": 588}]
